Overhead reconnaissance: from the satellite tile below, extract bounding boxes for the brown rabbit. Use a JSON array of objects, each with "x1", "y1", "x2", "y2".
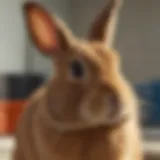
[{"x1": 13, "y1": 0, "x2": 143, "y2": 160}]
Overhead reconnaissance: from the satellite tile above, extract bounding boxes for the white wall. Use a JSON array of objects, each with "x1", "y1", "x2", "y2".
[
  {"x1": 71, "y1": 0, "x2": 160, "y2": 83},
  {"x1": 0, "y1": 0, "x2": 27, "y2": 74}
]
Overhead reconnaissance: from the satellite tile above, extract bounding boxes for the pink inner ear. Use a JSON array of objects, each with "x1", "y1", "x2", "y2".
[{"x1": 24, "y1": 2, "x2": 59, "y2": 54}]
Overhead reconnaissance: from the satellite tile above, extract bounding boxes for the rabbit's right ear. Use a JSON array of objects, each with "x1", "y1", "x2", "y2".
[
  {"x1": 88, "y1": 0, "x2": 123, "y2": 48},
  {"x1": 23, "y1": 2, "x2": 74, "y2": 56}
]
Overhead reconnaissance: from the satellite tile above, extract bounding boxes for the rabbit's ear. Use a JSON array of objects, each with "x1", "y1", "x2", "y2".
[
  {"x1": 88, "y1": 0, "x2": 123, "y2": 48},
  {"x1": 23, "y1": 2, "x2": 74, "y2": 56}
]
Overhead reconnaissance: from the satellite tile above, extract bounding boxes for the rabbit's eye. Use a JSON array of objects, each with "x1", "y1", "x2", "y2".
[{"x1": 70, "y1": 60, "x2": 85, "y2": 79}]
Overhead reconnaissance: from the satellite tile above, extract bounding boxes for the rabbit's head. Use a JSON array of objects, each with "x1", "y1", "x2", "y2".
[{"x1": 23, "y1": 0, "x2": 137, "y2": 131}]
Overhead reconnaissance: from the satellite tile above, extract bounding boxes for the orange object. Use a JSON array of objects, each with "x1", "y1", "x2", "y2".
[
  {"x1": 0, "y1": 101, "x2": 11, "y2": 134},
  {"x1": 0, "y1": 100, "x2": 26, "y2": 134},
  {"x1": 10, "y1": 100, "x2": 27, "y2": 133}
]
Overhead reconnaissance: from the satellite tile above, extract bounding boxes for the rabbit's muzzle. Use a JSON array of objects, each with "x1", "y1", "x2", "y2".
[{"x1": 80, "y1": 83, "x2": 128, "y2": 126}]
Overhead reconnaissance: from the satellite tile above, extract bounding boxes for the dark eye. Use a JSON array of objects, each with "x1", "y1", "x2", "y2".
[{"x1": 70, "y1": 60, "x2": 85, "y2": 79}]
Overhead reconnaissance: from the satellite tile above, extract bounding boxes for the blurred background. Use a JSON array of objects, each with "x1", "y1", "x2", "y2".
[{"x1": 0, "y1": 0, "x2": 160, "y2": 160}]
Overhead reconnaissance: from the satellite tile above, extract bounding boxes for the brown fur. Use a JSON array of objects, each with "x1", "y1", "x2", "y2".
[{"x1": 13, "y1": 0, "x2": 143, "y2": 160}]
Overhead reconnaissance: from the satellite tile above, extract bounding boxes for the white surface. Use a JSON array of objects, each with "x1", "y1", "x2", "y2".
[
  {"x1": 0, "y1": 137, "x2": 15, "y2": 151},
  {"x1": 0, "y1": 151, "x2": 12, "y2": 160},
  {"x1": 0, "y1": 137, "x2": 14, "y2": 160},
  {"x1": 0, "y1": 136, "x2": 15, "y2": 160}
]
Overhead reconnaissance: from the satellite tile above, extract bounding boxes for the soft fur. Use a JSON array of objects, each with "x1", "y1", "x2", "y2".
[{"x1": 13, "y1": 0, "x2": 143, "y2": 160}]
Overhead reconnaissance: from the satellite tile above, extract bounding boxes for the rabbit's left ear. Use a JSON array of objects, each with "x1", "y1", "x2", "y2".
[
  {"x1": 23, "y1": 2, "x2": 75, "y2": 56},
  {"x1": 88, "y1": 0, "x2": 123, "y2": 48}
]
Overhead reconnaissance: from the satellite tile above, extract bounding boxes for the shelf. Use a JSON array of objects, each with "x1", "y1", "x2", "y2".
[{"x1": 143, "y1": 128, "x2": 160, "y2": 138}]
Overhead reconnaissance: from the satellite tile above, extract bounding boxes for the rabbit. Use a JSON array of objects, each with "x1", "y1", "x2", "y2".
[{"x1": 13, "y1": 0, "x2": 143, "y2": 160}]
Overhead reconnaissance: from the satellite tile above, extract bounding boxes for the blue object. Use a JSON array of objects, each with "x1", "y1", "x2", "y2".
[{"x1": 135, "y1": 80, "x2": 160, "y2": 127}]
